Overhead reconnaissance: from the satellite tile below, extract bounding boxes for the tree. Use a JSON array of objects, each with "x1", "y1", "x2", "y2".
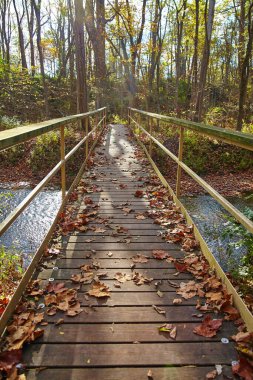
[
  {"x1": 237, "y1": 1, "x2": 253, "y2": 130},
  {"x1": 194, "y1": 0, "x2": 215, "y2": 121},
  {"x1": 85, "y1": 0, "x2": 106, "y2": 107},
  {"x1": 74, "y1": 0, "x2": 88, "y2": 113}
]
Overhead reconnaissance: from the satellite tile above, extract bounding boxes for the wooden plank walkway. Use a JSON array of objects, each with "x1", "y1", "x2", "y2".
[{"x1": 24, "y1": 124, "x2": 237, "y2": 379}]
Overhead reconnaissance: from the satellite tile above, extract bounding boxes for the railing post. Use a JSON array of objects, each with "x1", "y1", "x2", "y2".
[
  {"x1": 60, "y1": 125, "x2": 66, "y2": 200},
  {"x1": 137, "y1": 113, "x2": 140, "y2": 136},
  {"x1": 95, "y1": 112, "x2": 98, "y2": 139},
  {"x1": 85, "y1": 116, "x2": 89, "y2": 158},
  {"x1": 148, "y1": 117, "x2": 152, "y2": 155},
  {"x1": 104, "y1": 108, "x2": 106, "y2": 128},
  {"x1": 176, "y1": 126, "x2": 184, "y2": 198}
]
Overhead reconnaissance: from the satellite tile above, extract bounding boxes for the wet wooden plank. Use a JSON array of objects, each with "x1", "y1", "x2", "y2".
[
  {"x1": 26, "y1": 366, "x2": 233, "y2": 380},
  {"x1": 37, "y1": 268, "x2": 192, "y2": 280},
  {"x1": 54, "y1": 258, "x2": 178, "y2": 269},
  {"x1": 78, "y1": 292, "x2": 196, "y2": 306},
  {"x1": 65, "y1": 235, "x2": 176, "y2": 244},
  {"x1": 64, "y1": 242, "x2": 179, "y2": 251},
  {"x1": 37, "y1": 322, "x2": 235, "y2": 343},
  {"x1": 44, "y1": 305, "x2": 211, "y2": 323},
  {"x1": 23, "y1": 342, "x2": 237, "y2": 367},
  {"x1": 71, "y1": 229, "x2": 163, "y2": 236},
  {"x1": 62, "y1": 249, "x2": 183, "y2": 259}
]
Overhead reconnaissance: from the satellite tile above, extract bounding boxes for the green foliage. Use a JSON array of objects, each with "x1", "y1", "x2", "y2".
[
  {"x1": 0, "y1": 115, "x2": 21, "y2": 131},
  {"x1": 222, "y1": 208, "x2": 253, "y2": 291},
  {"x1": 29, "y1": 130, "x2": 62, "y2": 172},
  {"x1": 0, "y1": 245, "x2": 23, "y2": 296},
  {"x1": 29, "y1": 128, "x2": 81, "y2": 173},
  {"x1": 111, "y1": 114, "x2": 127, "y2": 124}
]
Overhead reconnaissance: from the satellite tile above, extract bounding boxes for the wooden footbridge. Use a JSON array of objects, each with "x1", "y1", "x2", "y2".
[{"x1": 0, "y1": 108, "x2": 253, "y2": 379}]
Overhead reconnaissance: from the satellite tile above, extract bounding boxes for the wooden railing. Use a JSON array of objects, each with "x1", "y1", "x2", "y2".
[
  {"x1": 0, "y1": 107, "x2": 107, "y2": 334},
  {"x1": 128, "y1": 107, "x2": 253, "y2": 331}
]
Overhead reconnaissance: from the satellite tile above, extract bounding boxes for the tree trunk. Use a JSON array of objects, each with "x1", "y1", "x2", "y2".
[
  {"x1": 190, "y1": 0, "x2": 199, "y2": 110},
  {"x1": 13, "y1": 0, "x2": 27, "y2": 70},
  {"x1": 74, "y1": 0, "x2": 88, "y2": 113},
  {"x1": 32, "y1": 0, "x2": 49, "y2": 117},
  {"x1": 85, "y1": 0, "x2": 106, "y2": 107},
  {"x1": 237, "y1": 2, "x2": 253, "y2": 131},
  {"x1": 194, "y1": 0, "x2": 215, "y2": 122}
]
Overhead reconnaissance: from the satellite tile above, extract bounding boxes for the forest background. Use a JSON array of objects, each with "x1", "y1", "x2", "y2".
[
  {"x1": 0, "y1": 0, "x2": 253, "y2": 131},
  {"x1": 0, "y1": 0, "x2": 253, "y2": 185}
]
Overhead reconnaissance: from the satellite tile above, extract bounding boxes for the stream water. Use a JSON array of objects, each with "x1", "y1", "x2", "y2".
[
  {"x1": 0, "y1": 187, "x2": 252, "y2": 271},
  {"x1": 0, "y1": 187, "x2": 61, "y2": 266}
]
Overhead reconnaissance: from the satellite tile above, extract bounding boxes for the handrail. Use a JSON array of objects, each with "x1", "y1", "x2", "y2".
[
  {"x1": 129, "y1": 108, "x2": 253, "y2": 151},
  {"x1": 0, "y1": 108, "x2": 106, "y2": 150},
  {"x1": 128, "y1": 108, "x2": 253, "y2": 235},
  {"x1": 128, "y1": 107, "x2": 253, "y2": 331},
  {"x1": 0, "y1": 107, "x2": 107, "y2": 335}
]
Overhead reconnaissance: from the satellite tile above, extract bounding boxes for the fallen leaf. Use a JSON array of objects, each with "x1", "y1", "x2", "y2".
[
  {"x1": 173, "y1": 298, "x2": 182, "y2": 305},
  {"x1": 158, "y1": 324, "x2": 177, "y2": 339},
  {"x1": 114, "y1": 272, "x2": 132, "y2": 283},
  {"x1": 157, "y1": 290, "x2": 163, "y2": 298},
  {"x1": 152, "y1": 305, "x2": 166, "y2": 315},
  {"x1": 232, "y1": 357, "x2": 253, "y2": 380},
  {"x1": 135, "y1": 213, "x2": 146, "y2": 220},
  {"x1": 87, "y1": 281, "x2": 111, "y2": 298},
  {"x1": 206, "y1": 369, "x2": 217, "y2": 379},
  {"x1": 231, "y1": 331, "x2": 253, "y2": 343},
  {"x1": 0, "y1": 349, "x2": 22, "y2": 375},
  {"x1": 147, "y1": 369, "x2": 153, "y2": 379},
  {"x1": 135, "y1": 190, "x2": 144, "y2": 198},
  {"x1": 132, "y1": 272, "x2": 153, "y2": 286},
  {"x1": 131, "y1": 254, "x2": 149, "y2": 263},
  {"x1": 152, "y1": 250, "x2": 168, "y2": 260},
  {"x1": 193, "y1": 316, "x2": 223, "y2": 338}
]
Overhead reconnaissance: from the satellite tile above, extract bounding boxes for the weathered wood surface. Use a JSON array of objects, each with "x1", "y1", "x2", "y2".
[{"x1": 25, "y1": 124, "x2": 236, "y2": 379}]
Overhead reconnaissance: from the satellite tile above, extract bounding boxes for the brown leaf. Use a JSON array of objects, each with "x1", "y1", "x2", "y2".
[
  {"x1": 44, "y1": 294, "x2": 57, "y2": 306},
  {"x1": 114, "y1": 272, "x2": 132, "y2": 283},
  {"x1": 173, "y1": 298, "x2": 182, "y2": 305},
  {"x1": 87, "y1": 281, "x2": 111, "y2": 298},
  {"x1": 135, "y1": 213, "x2": 146, "y2": 220},
  {"x1": 132, "y1": 272, "x2": 153, "y2": 286},
  {"x1": 231, "y1": 331, "x2": 253, "y2": 343},
  {"x1": 46, "y1": 306, "x2": 57, "y2": 316},
  {"x1": 66, "y1": 301, "x2": 83, "y2": 317},
  {"x1": 131, "y1": 254, "x2": 149, "y2": 263},
  {"x1": 152, "y1": 305, "x2": 166, "y2": 315},
  {"x1": 147, "y1": 369, "x2": 153, "y2": 379},
  {"x1": 193, "y1": 316, "x2": 223, "y2": 338},
  {"x1": 152, "y1": 250, "x2": 168, "y2": 260},
  {"x1": 206, "y1": 369, "x2": 218, "y2": 379},
  {"x1": 122, "y1": 207, "x2": 132, "y2": 214},
  {"x1": 46, "y1": 282, "x2": 66, "y2": 293}
]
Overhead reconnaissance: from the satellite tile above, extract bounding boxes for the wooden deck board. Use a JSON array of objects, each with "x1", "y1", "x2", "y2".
[{"x1": 22, "y1": 124, "x2": 237, "y2": 378}]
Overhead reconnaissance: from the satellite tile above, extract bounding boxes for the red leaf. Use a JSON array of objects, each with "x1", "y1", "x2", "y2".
[
  {"x1": 135, "y1": 190, "x2": 144, "y2": 198},
  {"x1": 0, "y1": 349, "x2": 22, "y2": 374},
  {"x1": 232, "y1": 357, "x2": 253, "y2": 380},
  {"x1": 174, "y1": 261, "x2": 188, "y2": 273},
  {"x1": 193, "y1": 315, "x2": 223, "y2": 337}
]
